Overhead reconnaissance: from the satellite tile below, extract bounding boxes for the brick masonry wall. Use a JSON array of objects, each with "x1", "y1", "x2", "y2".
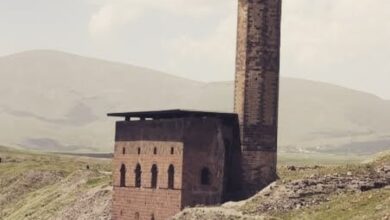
[
  {"x1": 241, "y1": 151, "x2": 277, "y2": 193},
  {"x1": 181, "y1": 118, "x2": 226, "y2": 207},
  {"x1": 112, "y1": 188, "x2": 181, "y2": 220},
  {"x1": 234, "y1": 0, "x2": 282, "y2": 196},
  {"x1": 112, "y1": 141, "x2": 184, "y2": 220}
]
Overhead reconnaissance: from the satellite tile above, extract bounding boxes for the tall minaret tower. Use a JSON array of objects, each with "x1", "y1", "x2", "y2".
[{"x1": 234, "y1": 0, "x2": 282, "y2": 196}]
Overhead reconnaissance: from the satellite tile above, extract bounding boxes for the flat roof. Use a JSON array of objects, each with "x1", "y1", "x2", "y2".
[{"x1": 107, "y1": 109, "x2": 237, "y2": 119}]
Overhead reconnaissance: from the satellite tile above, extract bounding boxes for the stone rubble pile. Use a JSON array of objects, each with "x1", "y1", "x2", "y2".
[{"x1": 248, "y1": 166, "x2": 390, "y2": 213}]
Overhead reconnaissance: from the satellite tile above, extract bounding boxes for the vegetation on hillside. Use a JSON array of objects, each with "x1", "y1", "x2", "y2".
[{"x1": 0, "y1": 146, "x2": 112, "y2": 220}]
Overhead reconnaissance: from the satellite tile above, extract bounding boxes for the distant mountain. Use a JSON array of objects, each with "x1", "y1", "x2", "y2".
[{"x1": 1, "y1": 50, "x2": 389, "y2": 154}]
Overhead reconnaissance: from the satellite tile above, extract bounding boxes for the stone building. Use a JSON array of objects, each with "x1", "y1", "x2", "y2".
[
  {"x1": 108, "y1": 110, "x2": 242, "y2": 220},
  {"x1": 108, "y1": 0, "x2": 282, "y2": 219}
]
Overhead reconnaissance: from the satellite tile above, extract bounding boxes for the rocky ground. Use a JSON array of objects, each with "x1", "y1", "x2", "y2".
[
  {"x1": 174, "y1": 153, "x2": 390, "y2": 220},
  {"x1": 242, "y1": 165, "x2": 389, "y2": 214}
]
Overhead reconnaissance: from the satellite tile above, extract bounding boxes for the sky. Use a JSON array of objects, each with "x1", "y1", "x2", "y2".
[{"x1": 1, "y1": 0, "x2": 390, "y2": 99}]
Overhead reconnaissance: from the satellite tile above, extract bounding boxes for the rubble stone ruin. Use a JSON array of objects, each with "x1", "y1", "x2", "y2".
[{"x1": 108, "y1": 0, "x2": 282, "y2": 219}]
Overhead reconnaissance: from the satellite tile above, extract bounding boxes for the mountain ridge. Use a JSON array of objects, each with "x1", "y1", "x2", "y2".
[{"x1": 1, "y1": 50, "x2": 389, "y2": 154}]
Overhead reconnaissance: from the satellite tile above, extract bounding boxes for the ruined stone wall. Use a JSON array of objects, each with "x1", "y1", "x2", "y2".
[
  {"x1": 112, "y1": 119, "x2": 186, "y2": 220},
  {"x1": 112, "y1": 141, "x2": 184, "y2": 220},
  {"x1": 181, "y1": 118, "x2": 226, "y2": 207},
  {"x1": 112, "y1": 117, "x2": 240, "y2": 219},
  {"x1": 220, "y1": 117, "x2": 243, "y2": 201},
  {"x1": 113, "y1": 187, "x2": 181, "y2": 220},
  {"x1": 234, "y1": 0, "x2": 282, "y2": 196}
]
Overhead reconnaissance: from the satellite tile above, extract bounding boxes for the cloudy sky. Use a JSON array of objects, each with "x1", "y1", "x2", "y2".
[{"x1": 1, "y1": 0, "x2": 390, "y2": 98}]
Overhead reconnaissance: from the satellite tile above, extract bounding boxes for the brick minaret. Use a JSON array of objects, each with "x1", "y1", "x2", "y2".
[{"x1": 234, "y1": 0, "x2": 282, "y2": 196}]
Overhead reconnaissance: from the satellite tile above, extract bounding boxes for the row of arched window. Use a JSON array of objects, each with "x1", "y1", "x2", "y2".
[
  {"x1": 120, "y1": 164, "x2": 212, "y2": 188},
  {"x1": 121, "y1": 147, "x2": 175, "y2": 155},
  {"x1": 120, "y1": 164, "x2": 175, "y2": 189}
]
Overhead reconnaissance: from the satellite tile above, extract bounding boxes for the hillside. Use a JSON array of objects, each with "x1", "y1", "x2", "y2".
[
  {"x1": 1, "y1": 50, "x2": 390, "y2": 153},
  {"x1": 0, "y1": 146, "x2": 112, "y2": 219}
]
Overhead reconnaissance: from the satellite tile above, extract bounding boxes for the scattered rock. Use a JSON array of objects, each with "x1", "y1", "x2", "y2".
[
  {"x1": 242, "y1": 166, "x2": 390, "y2": 215},
  {"x1": 377, "y1": 165, "x2": 390, "y2": 174},
  {"x1": 287, "y1": 166, "x2": 296, "y2": 171},
  {"x1": 375, "y1": 205, "x2": 383, "y2": 210}
]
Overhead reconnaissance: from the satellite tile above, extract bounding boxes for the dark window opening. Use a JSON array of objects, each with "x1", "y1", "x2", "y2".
[
  {"x1": 151, "y1": 213, "x2": 155, "y2": 220},
  {"x1": 153, "y1": 147, "x2": 157, "y2": 155},
  {"x1": 168, "y1": 165, "x2": 175, "y2": 189},
  {"x1": 151, "y1": 164, "x2": 158, "y2": 188},
  {"x1": 170, "y1": 147, "x2": 174, "y2": 155},
  {"x1": 120, "y1": 210, "x2": 123, "y2": 216},
  {"x1": 135, "y1": 164, "x2": 142, "y2": 188},
  {"x1": 135, "y1": 212, "x2": 140, "y2": 220},
  {"x1": 122, "y1": 147, "x2": 126, "y2": 155},
  {"x1": 120, "y1": 164, "x2": 126, "y2": 187},
  {"x1": 201, "y1": 167, "x2": 211, "y2": 185},
  {"x1": 137, "y1": 148, "x2": 141, "y2": 155}
]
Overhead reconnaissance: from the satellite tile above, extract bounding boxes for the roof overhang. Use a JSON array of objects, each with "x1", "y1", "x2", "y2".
[{"x1": 107, "y1": 109, "x2": 237, "y2": 120}]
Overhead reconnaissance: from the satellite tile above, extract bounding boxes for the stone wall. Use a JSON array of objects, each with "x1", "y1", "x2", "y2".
[
  {"x1": 112, "y1": 141, "x2": 184, "y2": 220},
  {"x1": 112, "y1": 117, "x2": 241, "y2": 219},
  {"x1": 113, "y1": 187, "x2": 181, "y2": 220},
  {"x1": 181, "y1": 118, "x2": 226, "y2": 207}
]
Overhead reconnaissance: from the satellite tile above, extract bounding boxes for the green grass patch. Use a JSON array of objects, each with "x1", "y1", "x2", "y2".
[
  {"x1": 0, "y1": 146, "x2": 111, "y2": 220},
  {"x1": 277, "y1": 188, "x2": 390, "y2": 220}
]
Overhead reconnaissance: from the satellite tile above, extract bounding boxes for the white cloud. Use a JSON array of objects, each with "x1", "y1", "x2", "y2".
[
  {"x1": 87, "y1": 0, "x2": 390, "y2": 97},
  {"x1": 88, "y1": 0, "x2": 227, "y2": 35},
  {"x1": 163, "y1": 9, "x2": 237, "y2": 81},
  {"x1": 281, "y1": 0, "x2": 390, "y2": 94}
]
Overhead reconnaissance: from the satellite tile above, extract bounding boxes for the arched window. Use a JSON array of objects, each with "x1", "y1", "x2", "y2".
[
  {"x1": 153, "y1": 147, "x2": 157, "y2": 155},
  {"x1": 168, "y1": 165, "x2": 175, "y2": 189},
  {"x1": 135, "y1": 212, "x2": 140, "y2": 220},
  {"x1": 151, "y1": 164, "x2": 158, "y2": 188},
  {"x1": 138, "y1": 147, "x2": 141, "y2": 155},
  {"x1": 201, "y1": 167, "x2": 211, "y2": 185},
  {"x1": 170, "y1": 147, "x2": 174, "y2": 155},
  {"x1": 135, "y1": 164, "x2": 142, "y2": 188},
  {"x1": 122, "y1": 147, "x2": 126, "y2": 155},
  {"x1": 120, "y1": 164, "x2": 126, "y2": 187}
]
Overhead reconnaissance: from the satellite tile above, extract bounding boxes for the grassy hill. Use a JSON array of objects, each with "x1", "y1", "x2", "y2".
[
  {"x1": 1, "y1": 50, "x2": 390, "y2": 153},
  {"x1": 0, "y1": 146, "x2": 112, "y2": 220}
]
